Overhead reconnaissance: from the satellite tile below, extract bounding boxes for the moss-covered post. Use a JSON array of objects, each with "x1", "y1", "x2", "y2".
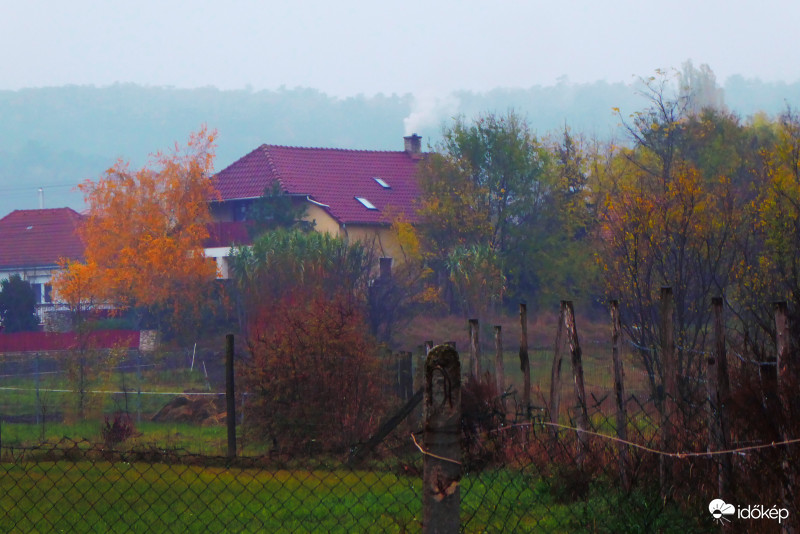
[{"x1": 423, "y1": 345, "x2": 461, "y2": 534}]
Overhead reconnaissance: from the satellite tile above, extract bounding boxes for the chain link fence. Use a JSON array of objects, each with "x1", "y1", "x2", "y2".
[{"x1": 0, "y1": 312, "x2": 797, "y2": 532}]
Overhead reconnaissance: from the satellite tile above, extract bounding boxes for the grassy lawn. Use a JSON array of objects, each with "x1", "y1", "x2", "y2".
[
  {"x1": 0, "y1": 461, "x2": 420, "y2": 533},
  {"x1": 0, "y1": 458, "x2": 706, "y2": 533}
]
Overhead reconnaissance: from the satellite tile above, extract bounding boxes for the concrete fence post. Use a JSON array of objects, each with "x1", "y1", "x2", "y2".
[{"x1": 423, "y1": 344, "x2": 461, "y2": 534}]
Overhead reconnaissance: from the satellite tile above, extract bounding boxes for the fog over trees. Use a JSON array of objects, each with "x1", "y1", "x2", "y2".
[{"x1": 0, "y1": 65, "x2": 799, "y2": 217}]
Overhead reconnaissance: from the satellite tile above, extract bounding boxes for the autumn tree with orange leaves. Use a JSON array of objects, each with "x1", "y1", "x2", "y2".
[{"x1": 54, "y1": 127, "x2": 220, "y2": 337}]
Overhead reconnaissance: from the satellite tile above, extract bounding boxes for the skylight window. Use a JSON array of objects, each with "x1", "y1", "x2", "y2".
[
  {"x1": 373, "y1": 177, "x2": 391, "y2": 188},
  {"x1": 355, "y1": 197, "x2": 378, "y2": 210}
]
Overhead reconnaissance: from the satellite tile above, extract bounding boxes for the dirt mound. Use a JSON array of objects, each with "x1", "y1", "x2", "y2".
[{"x1": 151, "y1": 394, "x2": 226, "y2": 426}]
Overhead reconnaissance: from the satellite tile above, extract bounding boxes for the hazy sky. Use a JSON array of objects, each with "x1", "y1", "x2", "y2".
[{"x1": 3, "y1": 0, "x2": 799, "y2": 97}]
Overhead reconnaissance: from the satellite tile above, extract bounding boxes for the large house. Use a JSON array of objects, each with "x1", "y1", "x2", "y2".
[
  {"x1": 0, "y1": 136, "x2": 424, "y2": 303},
  {"x1": 210, "y1": 135, "x2": 424, "y2": 271},
  {"x1": 0, "y1": 208, "x2": 85, "y2": 319}
]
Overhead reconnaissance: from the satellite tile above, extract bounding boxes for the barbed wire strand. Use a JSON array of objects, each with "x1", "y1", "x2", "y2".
[
  {"x1": 487, "y1": 422, "x2": 800, "y2": 459},
  {"x1": 410, "y1": 432, "x2": 462, "y2": 466}
]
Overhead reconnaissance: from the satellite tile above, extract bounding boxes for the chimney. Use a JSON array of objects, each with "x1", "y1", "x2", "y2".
[
  {"x1": 38, "y1": 187, "x2": 44, "y2": 209},
  {"x1": 403, "y1": 134, "x2": 422, "y2": 158}
]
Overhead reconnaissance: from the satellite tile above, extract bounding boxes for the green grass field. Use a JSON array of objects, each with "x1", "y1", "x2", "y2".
[{"x1": 0, "y1": 457, "x2": 707, "y2": 533}]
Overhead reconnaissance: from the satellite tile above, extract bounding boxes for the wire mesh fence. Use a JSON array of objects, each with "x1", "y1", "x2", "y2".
[
  {"x1": 0, "y1": 307, "x2": 798, "y2": 532},
  {"x1": 0, "y1": 388, "x2": 727, "y2": 533}
]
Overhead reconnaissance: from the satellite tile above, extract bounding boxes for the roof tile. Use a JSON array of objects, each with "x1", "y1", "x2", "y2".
[
  {"x1": 213, "y1": 145, "x2": 422, "y2": 225},
  {"x1": 0, "y1": 208, "x2": 85, "y2": 269}
]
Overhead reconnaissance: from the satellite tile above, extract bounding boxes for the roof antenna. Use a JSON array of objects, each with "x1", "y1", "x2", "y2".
[{"x1": 38, "y1": 187, "x2": 44, "y2": 209}]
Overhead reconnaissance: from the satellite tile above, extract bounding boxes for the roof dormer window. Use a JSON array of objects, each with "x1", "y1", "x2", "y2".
[
  {"x1": 355, "y1": 197, "x2": 378, "y2": 210},
  {"x1": 373, "y1": 177, "x2": 391, "y2": 189}
]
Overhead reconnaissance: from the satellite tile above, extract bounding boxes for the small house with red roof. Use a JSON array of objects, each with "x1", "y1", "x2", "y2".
[
  {"x1": 211, "y1": 135, "x2": 424, "y2": 269},
  {"x1": 0, "y1": 208, "x2": 85, "y2": 315}
]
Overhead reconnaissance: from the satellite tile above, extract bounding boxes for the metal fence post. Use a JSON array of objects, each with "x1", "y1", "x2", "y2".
[
  {"x1": 136, "y1": 350, "x2": 142, "y2": 425},
  {"x1": 226, "y1": 334, "x2": 237, "y2": 459},
  {"x1": 35, "y1": 352, "x2": 41, "y2": 427},
  {"x1": 423, "y1": 344, "x2": 461, "y2": 534}
]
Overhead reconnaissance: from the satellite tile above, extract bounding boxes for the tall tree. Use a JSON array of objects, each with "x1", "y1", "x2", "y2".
[
  {"x1": 53, "y1": 127, "x2": 219, "y2": 336},
  {"x1": 731, "y1": 109, "x2": 800, "y2": 356},
  {"x1": 0, "y1": 275, "x2": 39, "y2": 332},
  {"x1": 417, "y1": 111, "x2": 567, "y2": 310},
  {"x1": 678, "y1": 60, "x2": 726, "y2": 114},
  {"x1": 600, "y1": 76, "x2": 746, "y2": 395}
]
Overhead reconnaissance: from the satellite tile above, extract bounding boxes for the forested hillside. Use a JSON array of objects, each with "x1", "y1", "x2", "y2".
[{"x1": 0, "y1": 69, "x2": 798, "y2": 217}]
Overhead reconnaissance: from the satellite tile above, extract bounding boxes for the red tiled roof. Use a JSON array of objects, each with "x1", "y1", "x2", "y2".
[
  {"x1": 204, "y1": 221, "x2": 252, "y2": 248},
  {"x1": 0, "y1": 208, "x2": 85, "y2": 269},
  {"x1": 212, "y1": 145, "x2": 423, "y2": 225}
]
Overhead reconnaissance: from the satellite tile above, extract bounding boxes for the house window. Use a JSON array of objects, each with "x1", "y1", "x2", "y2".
[
  {"x1": 355, "y1": 197, "x2": 378, "y2": 210},
  {"x1": 373, "y1": 177, "x2": 391, "y2": 188},
  {"x1": 32, "y1": 283, "x2": 42, "y2": 304},
  {"x1": 44, "y1": 284, "x2": 52, "y2": 303}
]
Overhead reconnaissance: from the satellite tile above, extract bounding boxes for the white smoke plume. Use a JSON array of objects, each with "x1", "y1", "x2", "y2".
[{"x1": 403, "y1": 92, "x2": 461, "y2": 136}]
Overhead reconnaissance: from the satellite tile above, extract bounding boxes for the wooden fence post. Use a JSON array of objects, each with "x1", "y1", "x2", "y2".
[
  {"x1": 401, "y1": 351, "x2": 413, "y2": 401},
  {"x1": 469, "y1": 319, "x2": 480, "y2": 380},
  {"x1": 494, "y1": 325, "x2": 505, "y2": 396},
  {"x1": 226, "y1": 334, "x2": 237, "y2": 459},
  {"x1": 423, "y1": 345, "x2": 461, "y2": 534},
  {"x1": 708, "y1": 297, "x2": 732, "y2": 498},
  {"x1": 610, "y1": 300, "x2": 629, "y2": 489},
  {"x1": 660, "y1": 287, "x2": 676, "y2": 497},
  {"x1": 565, "y1": 301, "x2": 590, "y2": 459},
  {"x1": 774, "y1": 301, "x2": 797, "y2": 532},
  {"x1": 519, "y1": 303, "x2": 531, "y2": 420},
  {"x1": 549, "y1": 302, "x2": 567, "y2": 425}
]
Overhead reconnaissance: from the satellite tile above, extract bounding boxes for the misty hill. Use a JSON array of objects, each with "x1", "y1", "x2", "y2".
[{"x1": 1, "y1": 77, "x2": 799, "y2": 217}]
